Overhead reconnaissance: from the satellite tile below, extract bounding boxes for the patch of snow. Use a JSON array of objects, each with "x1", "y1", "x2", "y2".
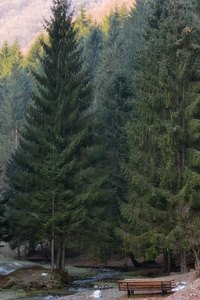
[
  {"x1": 9, "y1": 262, "x2": 21, "y2": 266},
  {"x1": 91, "y1": 290, "x2": 103, "y2": 298},
  {"x1": 0, "y1": 266, "x2": 14, "y2": 275},
  {"x1": 172, "y1": 282, "x2": 186, "y2": 292},
  {"x1": 12, "y1": 262, "x2": 21, "y2": 266},
  {"x1": 172, "y1": 285, "x2": 186, "y2": 291},
  {"x1": 42, "y1": 272, "x2": 48, "y2": 276}
]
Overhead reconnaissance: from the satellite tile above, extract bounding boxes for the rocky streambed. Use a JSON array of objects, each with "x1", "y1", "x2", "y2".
[{"x1": 0, "y1": 258, "x2": 122, "y2": 300}]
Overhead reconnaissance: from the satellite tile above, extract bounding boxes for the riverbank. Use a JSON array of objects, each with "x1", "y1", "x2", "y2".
[
  {"x1": 0, "y1": 257, "x2": 100, "y2": 300},
  {"x1": 58, "y1": 271, "x2": 198, "y2": 300},
  {"x1": 0, "y1": 253, "x2": 199, "y2": 300}
]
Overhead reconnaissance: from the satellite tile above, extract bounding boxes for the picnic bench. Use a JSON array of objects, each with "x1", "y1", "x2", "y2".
[{"x1": 118, "y1": 279, "x2": 175, "y2": 297}]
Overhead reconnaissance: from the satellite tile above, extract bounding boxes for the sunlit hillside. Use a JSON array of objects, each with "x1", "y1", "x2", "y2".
[
  {"x1": 88, "y1": 0, "x2": 135, "y2": 23},
  {"x1": 0, "y1": 0, "x2": 111, "y2": 51}
]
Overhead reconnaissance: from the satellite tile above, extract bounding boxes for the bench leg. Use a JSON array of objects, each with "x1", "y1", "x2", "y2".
[
  {"x1": 161, "y1": 282, "x2": 164, "y2": 297},
  {"x1": 127, "y1": 290, "x2": 134, "y2": 297}
]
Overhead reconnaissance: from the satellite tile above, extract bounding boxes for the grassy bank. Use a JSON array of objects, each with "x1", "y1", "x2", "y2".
[{"x1": 0, "y1": 258, "x2": 98, "y2": 300}]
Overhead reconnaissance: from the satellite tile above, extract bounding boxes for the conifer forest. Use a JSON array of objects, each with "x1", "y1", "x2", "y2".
[{"x1": 1, "y1": 0, "x2": 200, "y2": 276}]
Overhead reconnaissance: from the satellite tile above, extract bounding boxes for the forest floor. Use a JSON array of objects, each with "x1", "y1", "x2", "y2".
[
  {"x1": 0, "y1": 251, "x2": 199, "y2": 300},
  {"x1": 58, "y1": 271, "x2": 199, "y2": 300},
  {"x1": 61, "y1": 254, "x2": 199, "y2": 299}
]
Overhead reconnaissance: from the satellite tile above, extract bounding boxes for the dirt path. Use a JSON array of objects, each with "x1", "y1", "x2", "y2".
[
  {"x1": 58, "y1": 271, "x2": 197, "y2": 300},
  {"x1": 0, "y1": 254, "x2": 199, "y2": 300}
]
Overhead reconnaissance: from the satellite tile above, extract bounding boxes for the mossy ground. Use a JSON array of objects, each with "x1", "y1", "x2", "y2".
[{"x1": 0, "y1": 258, "x2": 98, "y2": 300}]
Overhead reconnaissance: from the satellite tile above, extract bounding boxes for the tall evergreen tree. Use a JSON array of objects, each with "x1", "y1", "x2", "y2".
[
  {"x1": 123, "y1": 0, "x2": 149, "y2": 72},
  {"x1": 0, "y1": 41, "x2": 11, "y2": 77},
  {"x1": 118, "y1": 0, "x2": 200, "y2": 273},
  {"x1": 5, "y1": 0, "x2": 97, "y2": 274},
  {"x1": 23, "y1": 32, "x2": 45, "y2": 72},
  {"x1": 75, "y1": 4, "x2": 93, "y2": 42},
  {"x1": 0, "y1": 64, "x2": 29, "y2": 152},
  {"x1": 0, "y1": 42, "x2": 30, "y2": 164},
  {"x1": 0, "y1": 168, "x2": 6, "y2": 240},
  {"x1": 81, "y1": 25, "x2": 104, "y2": 83},
  {"x1": 101, "y1": 9, "x2": 113, "y2": 35},
  {"x1": 165, "y1": 0, "x2": 200, "y2": 275},
  {"x1": 93, "y1": 8, "x2": 132, "y2": 255}
]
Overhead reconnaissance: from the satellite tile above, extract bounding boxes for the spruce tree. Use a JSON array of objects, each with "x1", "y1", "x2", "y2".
[
  {"x1": 164, "y1": 0, "x2": 200, "y2": 274},
  {"x1": 0, "y1": 41, "x2": 11, "y2": 77},
  {"x1": 93, "y1": 8, "x2": 132, "y2": 255},
  {"x1": 123, "y1": 0, "x2": 149, "y2": 72},
  {"x1": 101, "y1": 10, "x2": 113, "y2": 35},
  {"x1": 117, "y1": 0, "x2": 170, "y2": 263},
  {"x1": 74, "y1": 4, "x2": 93, "y2": 43},
  {"x1": 5, "y1": 0, "x2": 96, "y2": 274},
  {"x1": 0, "y1": 40, "x2": 23, "y2": 78},
  {"x1": 0, "y1": 168, "x2": 6, "y2": 241},
  {"x1": 23, "y1": 32, "x2": 45, "y2": 72},
  {"x1": 0, "y1": 41, "x2": 30, "y2": 163},
  {"x1": 81, "y1": 25, "x2": 104, "y2": 83},
  {"x1": 0, "y1": 64, "x2": 29, "y2": 155},
  {"x1": 118, "y1": 0, "x2": 200, "y2": 273}
]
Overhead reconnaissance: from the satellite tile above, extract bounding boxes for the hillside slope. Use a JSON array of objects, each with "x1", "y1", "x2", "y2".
[
  {"x1": 88, "y1": 0, "x2": 135, "y2": 23},
  {"x1": 0, "y1": 0, "x2": 134, "y2": 52},
  {"x1": 0, "y1": 0, "x2": 109, "y2": 51}
]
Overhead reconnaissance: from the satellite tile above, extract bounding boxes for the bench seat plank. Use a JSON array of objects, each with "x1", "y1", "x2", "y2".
[{"x1": 118, "y1": 279, "x2": 175, "y2": 297}]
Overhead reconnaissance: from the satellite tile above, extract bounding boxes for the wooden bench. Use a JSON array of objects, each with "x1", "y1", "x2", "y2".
[{"x1": 118, "y1": 279, "x2": 175, "y2": 297}]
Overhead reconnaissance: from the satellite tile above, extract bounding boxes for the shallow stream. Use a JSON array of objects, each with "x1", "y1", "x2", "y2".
[
  {"x1": 17, "y1": 268, "x2": 121, "y2": 300},
  {"x1": 69, "y1": 267, "x2": 121, "y2": 291}
]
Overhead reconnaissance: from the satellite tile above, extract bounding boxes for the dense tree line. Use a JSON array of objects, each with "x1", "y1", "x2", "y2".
[{"x1": 1, "y1": 0, "x2": 200, "y2": 276}]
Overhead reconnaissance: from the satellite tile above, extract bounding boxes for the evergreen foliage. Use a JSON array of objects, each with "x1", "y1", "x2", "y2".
[
  {"x1": 93, "y1": 7, "x2": 132, "y2": 255},
  {"x1": 101, "y1": 9, "x2": 113, "y2": 35},
  {"x1": 23, "y1": 32, "x2": 45, "y2": 71},
  {"x1": 0, "y1": 168, "x2": 7, "y2": 240},
  {"x1": 0, "y1": 41, "x2": 30, "y2": 163},
  {"x1": 75, "y1": 4, "x2": 93, "y2": 42},
  {"x1": 2, "y1": 0, "x2": 200, "y2": 272},
  {"x1": 5, "y1": 0, "x2": 106, "y2": 272},
  {"x1": 0, "y1": 41, "x2": 11, "y2": 76},
  {"x1": 118, "y1": 0, "x2": 200, "y2": 272},
  {"x1": 123, "y1": 0, "x2": 149, "y2": 72},
  {"x1": 81, "y1": 25, "x2": 104, "y2": 82}
]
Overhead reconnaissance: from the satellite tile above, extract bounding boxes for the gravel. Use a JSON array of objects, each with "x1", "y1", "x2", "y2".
[{"x1": 58, "y1": 271, "x2": 199, "y2": 300}]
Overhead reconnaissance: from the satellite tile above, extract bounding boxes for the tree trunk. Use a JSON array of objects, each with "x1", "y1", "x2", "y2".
[
  {"x1": 23, "y1": 240, "x2": 27, "y2": 260},
  {"x1": 51, "y1": 233, "x2": 55, "y2": 273},
  {"x1": 195, "y1": 258, "x2": 200, "y2": 278},
  {"x1": 171, "y1": 255, "x2": 176, "y2": 272},
  {"x1": 61, "y1": 234, "x2": 66, "y2": 273},
  {"x1": 56, "y1": 238, "x2": 62, "y2": 271},
  {"x1": 164, "y1": 249, "x2": 176, "y2": 273},
  {"x1": 191, "y1": 246, "x2": 200, "y2": 278},
  {"x1": 40, "y1": 242, "x2": 50, "y2": 261},
  {"x1": 51, "y1": 189, "x2": 55, "y2": 273},
  {"x1": 180, "y1": 249, "x2": 187, "y2": 273},
  {"x1": 17, "y1": 238, "x2": 20, "y2": 260},
  {"x1": 130, "y1": 252, "x2": 142, "y2": 267},
  {"x1": 164, "y1": 250, "x2": 168, "y2": 272},
  {"x1": 56, "y1": 233, "x2": 66, "y2": 275}
]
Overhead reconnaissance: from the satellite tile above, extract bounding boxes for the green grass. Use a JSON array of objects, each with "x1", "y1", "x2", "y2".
[
  {"x1": 119, "y1": 269, "x2": 166, "y2": 280},
  {"x1": 66, "y1": 266, "x2": 97, "y2": 279},
  {"x1": 0, "y1": 290, "x2": 26, "y2": 300}
]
